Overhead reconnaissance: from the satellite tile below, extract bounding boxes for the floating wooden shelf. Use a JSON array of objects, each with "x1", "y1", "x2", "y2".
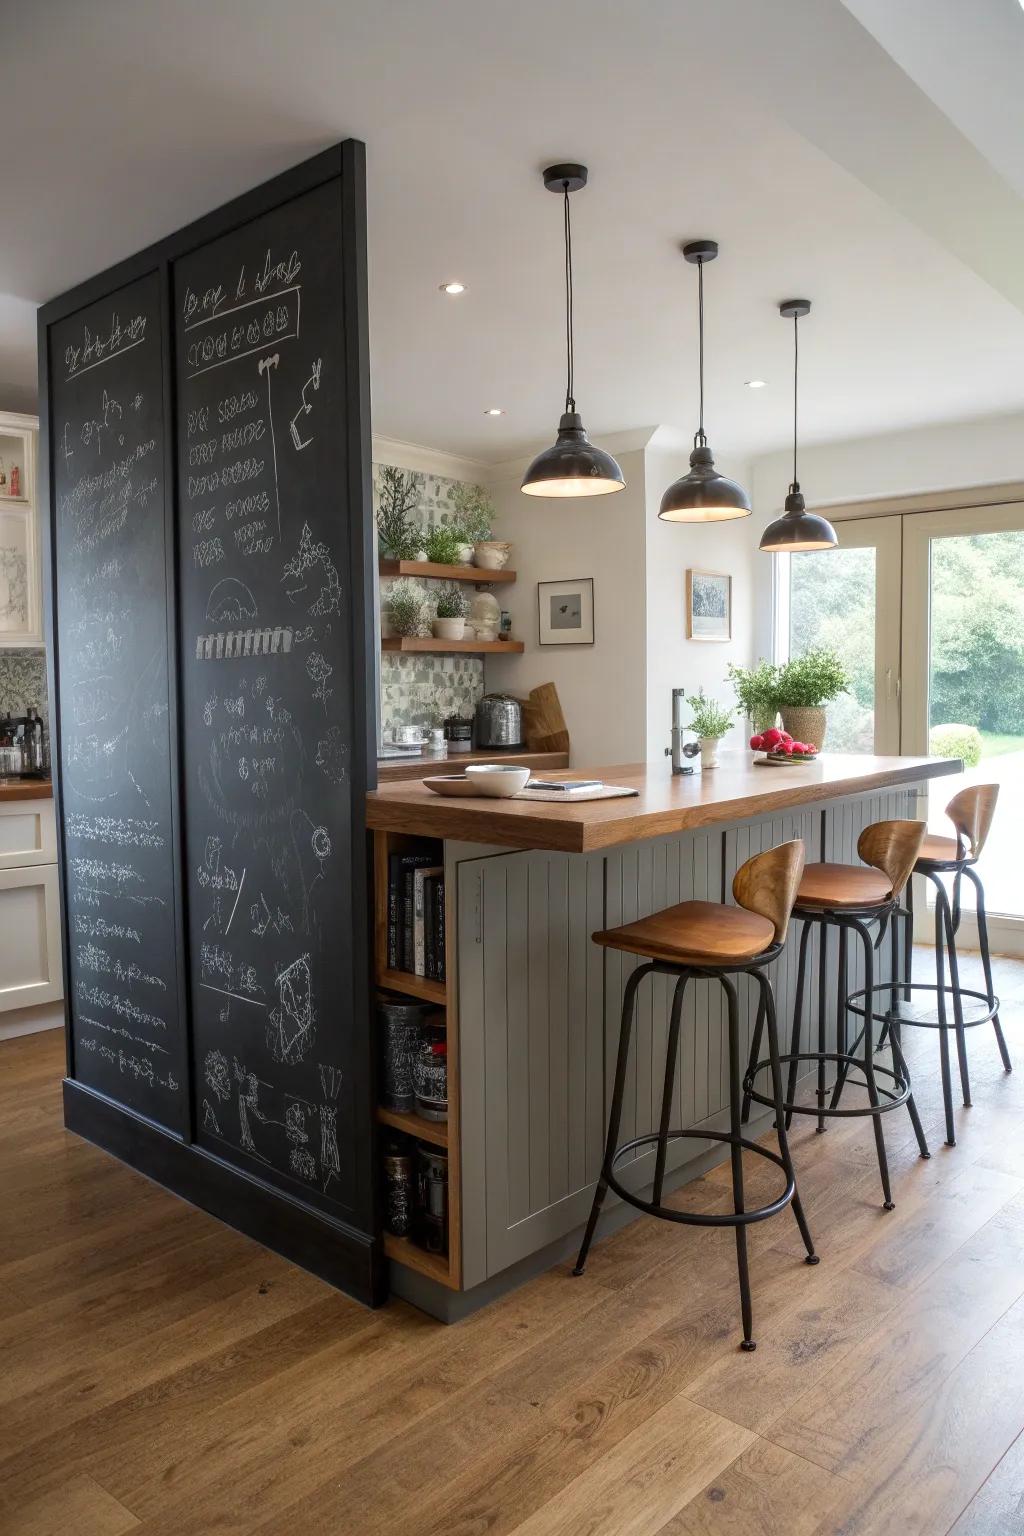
[
  {"x1": 381, "y1": 637, "x2": 525, "y2": 655},
  {"x1": 376, "y1": 1105, "x2": 448, "y2": 1147},
  {"x1": 376, "y1": 966, "x2": 447, "y2": 1005},
  {"x1": 383, "y1": 1232, "x2": 456, "y2": 1288},
  {"x1": 379, "y1": 559, "x2": 515, "y2": 584}
]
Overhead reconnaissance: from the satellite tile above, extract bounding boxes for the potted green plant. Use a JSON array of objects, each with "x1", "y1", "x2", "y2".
[
  {"x1": 376, "y1": 466, "x2": 424, "y2": 561},
  {"x1": 686, "y1": 689, "x2": 734, "y2": 770},
  {"x1": 727, "y1": 659, "x2": 780, "y2": 734},
  {"x1": 450, "y1": 482, "x2": 497, "y2": 566},
  {"x1": 424, "y1": 523, "x2": 466, "y2": 567},
  {"x1": 432, "y1": 583, "x2": 468, "y2": 641},
  {"x1": 773, "y1": 646, "x2": 850, "y2": 749},
  {"x1": 382, "y1": 579, "x2": 424, "y2": 639}
]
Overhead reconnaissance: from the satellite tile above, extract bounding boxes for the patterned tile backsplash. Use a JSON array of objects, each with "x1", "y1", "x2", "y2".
[
  {"x1": 374, "y1": 463, "x2": 486, "y2": 739},
  {"x1": 0, "y1": 647, "x2": 47, "y2": 720}
]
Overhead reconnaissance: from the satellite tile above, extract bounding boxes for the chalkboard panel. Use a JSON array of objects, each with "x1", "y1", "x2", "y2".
[
  {"x1": 174, "y1": 181, "x2": 358, "y2": 1217},
  {"x1": 48, "y1": 273, "x2": 185, "y2": 1128}
]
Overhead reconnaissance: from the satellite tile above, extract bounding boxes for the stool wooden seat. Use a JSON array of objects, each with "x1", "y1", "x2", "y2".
[
  {"x1": 900, "y1": 783, "x2": 1009, "y2": 1146},
  {"x1": 594, "y1": 901, "x2": 775, "y2": 966},
  {"x1": 744, "y1": 818, "x2": 930, "y2": 1211},
  {"x1": 916, "y1": 833, "x2": 961, "y2": 866},
  {"x1": 575, "y1": 840, "x2": 816, "y2": 1353},
  {"x1": 795, "y1": 863, "x2": 892, "y2": 910}
]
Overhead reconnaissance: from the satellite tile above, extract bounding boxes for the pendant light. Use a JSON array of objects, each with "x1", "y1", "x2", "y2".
[
  {"x1": 759, "y1": 300, "x2": 838, "y2": 551},
  {"x1": 659, "y1": 240, "x2": 750, "y2": 522},
  {"x1": 521, "y1": 165, "x2": 625, "y2": 498}
]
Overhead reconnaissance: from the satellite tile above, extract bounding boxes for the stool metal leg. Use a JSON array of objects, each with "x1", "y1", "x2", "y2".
[
  {"x1": 965, "y1": 866, "x2": 1012, "y2": 1073},
  {"x1": 722, "y1": 975, "x2": 755, "y2": 1351},
  {"x1": 757, "y1": 971, "x2": 818, "y2": 1265},
  {"x1": 829, "y1": 922, "x2": 851, "y2": 1112},
  {"x1": 741, "y1": 984, "x2": 767, "y2": 1125},
  {"x1": 903, "y1": 875, "x2": 915, "y2": 1002},
  {"x1": 931, "y1": 875, "x2": 956, "y2": 1147},
  {"x1": 785, "y1": 921, "x2": 812, "y2": 1130},
  {"x1": 816, "y1": 922, "x2": 829, "y2": 1133},
  {"x1": 940, "y1": 884, "x2": 971, "y2": 1108},
  {"x1": 852, "y1": 917, "x2": 894, "y2": 1209},
  {"x1": 574, "y1": 962, "x2": 654, "y2": 1275},
  {"x1": 653, "y1": 973, "x2": 688, "y2": 1206}
]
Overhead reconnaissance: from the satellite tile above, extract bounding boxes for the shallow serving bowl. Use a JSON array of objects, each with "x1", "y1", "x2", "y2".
[{"x1": 465, "y1": 764, "x2": 531, "y2": 797}]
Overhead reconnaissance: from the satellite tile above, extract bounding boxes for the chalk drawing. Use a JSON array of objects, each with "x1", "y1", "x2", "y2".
[
  {"x1": 204, "y1": 1047, "x2": 231, "y2": 1103},
  {"x1": 282, "y1": 521, "x2": 340, "y2": 617},
  {"x1": 320, "y1": 1105, "x2": 340, "y2": 1191},
  {"x1": 267, "y1": 953, "x2": 315, "y2": 1065},
  {"x1": 315, "y1": 726, "x2": 349, "y2": 785},
  {"x1": 318, "y1": 1063, "x2": 342, "y2": 1101},
  {"x1": 289, "y1": 358, "x2": 321, "y2": 450}
]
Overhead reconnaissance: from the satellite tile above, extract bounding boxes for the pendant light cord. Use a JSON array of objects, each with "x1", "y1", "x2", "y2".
[
  {"x1": 563, "y1": 182, "x2": 575, "y2": 414},
  {"x1": 695, "y1": 257, "x2": 706, "y2": 447},
  {"x1": 791, "y1": 311, "x2": 800, "y2": 494}
]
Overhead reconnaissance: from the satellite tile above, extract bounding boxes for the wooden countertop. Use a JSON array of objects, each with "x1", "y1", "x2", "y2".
[
  {"x1": 0, "y1": 778, "x2": 52, "y2": 802},
  {"x1": 376, "y1": 748, "x2": 569, "y2": 783},
  {"x1": 365, "y1": 753, "x2": 960, "y2": 853}
]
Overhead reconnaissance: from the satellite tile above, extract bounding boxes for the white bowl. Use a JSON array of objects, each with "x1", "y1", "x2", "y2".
[{"x1": 465, "y1": 764, "x2": 531, "y2": 797}]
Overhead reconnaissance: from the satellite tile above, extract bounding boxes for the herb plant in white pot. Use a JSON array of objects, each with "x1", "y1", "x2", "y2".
[
  {"x1": 432, "y1": 584, "x2": 467, "y2": 641},
  {"x1": 686, "y1": 689, "x2": 734, "y2": 770}
]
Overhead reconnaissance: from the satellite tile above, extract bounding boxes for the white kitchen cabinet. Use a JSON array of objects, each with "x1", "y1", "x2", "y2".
[
  {"x1": 0, "y1": 411, "x2": 42, "y2": 649},
  {"x1": 0, "y1": 796, "x2": 63, "y2": 1013}
]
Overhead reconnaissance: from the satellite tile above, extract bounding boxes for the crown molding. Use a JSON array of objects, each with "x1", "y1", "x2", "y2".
[{"x1": 371, "y1": 434, "x2": 488, "y2": 483}]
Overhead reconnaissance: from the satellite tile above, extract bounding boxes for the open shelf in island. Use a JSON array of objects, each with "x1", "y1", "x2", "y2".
[
  {"x1": 373, "y1": 827, "x2": 461, "y2": 1291},
  {"x1": 383, "y1": 1233, "x2": 456, "y2": 1288},
  {"x1": 380, "y1": 637, "x2": 524, "y2": 655},
  {"x1": 379, "y1": 559, "x2": 515, "y2": 583},
  {"x1": 376, "y1": 1105, "x2": 448, "y2": 1148}
]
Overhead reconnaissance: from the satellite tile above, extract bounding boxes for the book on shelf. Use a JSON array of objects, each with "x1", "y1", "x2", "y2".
[
  {"x1": 413, "y1": 865, "x2": 443, "y2": 976},
  {"x1": 386, "y1": 845, "x2": 444, "y2": 981}
]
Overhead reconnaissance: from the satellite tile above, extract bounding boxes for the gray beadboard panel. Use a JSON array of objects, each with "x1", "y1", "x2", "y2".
[
  {"x1": 547, "y1": 854, "x2": 570, "y2": 1208},
  {"x1": 527, "y1": 856, "x2": 551, "y2": 1215},
  {"x1": 457, "y1": 857, "x2": 488, "y2": 1287},
  {"x1": 505, "y1": 857, "x2": 531, "y2": 1229}
]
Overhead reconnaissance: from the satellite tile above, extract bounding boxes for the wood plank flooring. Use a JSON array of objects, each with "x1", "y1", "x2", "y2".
[{"x1": 2, "y1": 949, "x2": 1024, "y2": 1535}]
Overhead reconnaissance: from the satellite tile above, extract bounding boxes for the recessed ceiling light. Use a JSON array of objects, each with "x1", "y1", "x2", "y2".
[
  {"x1": 439, "y1": 281, "x2": 466, "y2": 295},
  {"x1": 745, "y1": 379, "x2": 768, "y2": 389},
  {"x1": 485, "y1": 407, "x2": 505, "y2": 416}
]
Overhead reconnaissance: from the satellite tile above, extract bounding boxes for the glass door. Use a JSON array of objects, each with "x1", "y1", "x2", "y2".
[
  {"x1": 777, "y1": 515, "x2": 902, "y2": 753},
  {"x1": 902, "y1": 503, "x2": 1024, "y2": 954}
]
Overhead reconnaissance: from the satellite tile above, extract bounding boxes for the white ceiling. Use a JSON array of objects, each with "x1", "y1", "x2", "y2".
[{"x1": 4, "y1": 0, "x2": 1024, "y2": 464}]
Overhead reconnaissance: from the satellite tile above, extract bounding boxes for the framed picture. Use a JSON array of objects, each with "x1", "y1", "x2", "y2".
[
  {"x1": 538, "y1": 577, "x2": 595, "y2": 646},
  {"x1": 686, "y1": 568, "x2": 732, "y2": 642}
]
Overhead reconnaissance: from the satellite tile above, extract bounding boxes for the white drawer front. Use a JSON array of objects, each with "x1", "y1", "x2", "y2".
[
  {"x1": 0, "y1": 864, "x2": 63, "y2": 1010},
  {"x1": 0, "y1": 798, "x2": 57, "y2": 868}
]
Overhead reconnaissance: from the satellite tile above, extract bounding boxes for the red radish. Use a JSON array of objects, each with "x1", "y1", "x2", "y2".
[
  {"x1": 779, "y1": 731, "x2": 793, "y2": 742},
  {"x1": 749, "y1": 734, "x2": 764, "y2": 750},
  {"x1": 780, "y1": 741, "x2": 795, "y2": 755},
  {"x1": 761, "y1": 727, "x2": 783, "y2": 748}
]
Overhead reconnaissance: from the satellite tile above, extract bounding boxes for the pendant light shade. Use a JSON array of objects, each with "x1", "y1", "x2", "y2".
[
  {"x1": 521, "y1": 165, "x2": 625, "y2": 499},
  {"x1": 759, "y1": 299, "x2": 838, "y2": 552},
  {"x1": 659, "y1": 240, "x2": 750, "y2": 523}
]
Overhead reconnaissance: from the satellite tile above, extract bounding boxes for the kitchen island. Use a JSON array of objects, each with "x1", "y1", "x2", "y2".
[{"x1": 367, "y1": 754, "x2": 959, "y2": 1319}]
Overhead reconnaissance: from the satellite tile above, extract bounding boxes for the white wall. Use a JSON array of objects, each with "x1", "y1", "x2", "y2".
[
  {"x1": 750, "y1": 408, "x2": 1024, "y2": 660},
  {"x1": 643, "y1": 441, "x2": 758, "y2": 759},
  {"x1": 484, "y1": 448, "x2": 649, "y2": 768}
]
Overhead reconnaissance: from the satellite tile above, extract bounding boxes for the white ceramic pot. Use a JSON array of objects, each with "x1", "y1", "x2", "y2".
[
  {"x1": 432, "y1": 616, "x2": 466, "y2": 641},
  {"x1": 457, "y1": 543, "x2": 475, "y2": 566},
  {"x1": 700, "y1": 736, "x2": 721, "y2": 770},
  {"x1": 474, "y1": 541, "x2": 512, "y2": 570},
  {"x1": 413, "y1": 549, "x2": 429, "y2": 563}
]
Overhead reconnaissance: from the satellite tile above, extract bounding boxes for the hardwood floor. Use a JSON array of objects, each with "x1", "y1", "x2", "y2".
[{"x1": 2, "y1": 950, "x2": 1024, "y2": 1535}]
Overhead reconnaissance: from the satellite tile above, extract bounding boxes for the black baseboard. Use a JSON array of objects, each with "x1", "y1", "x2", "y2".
[{"x1": 63, "y1": 1080, "x2": 386, "y2": 1307}]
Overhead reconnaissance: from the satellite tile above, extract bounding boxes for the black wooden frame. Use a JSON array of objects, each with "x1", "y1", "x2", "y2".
[{"x1": 38, "y1": 141, "x2": 384, "y2": 1306}]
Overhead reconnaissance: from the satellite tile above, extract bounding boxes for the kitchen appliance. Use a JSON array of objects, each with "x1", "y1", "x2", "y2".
[
  {"x1": 0, "y1": 712, "x2": 45, "y2": 777},
  {"x1": 443, "y1": 715, "x2": 474, "y2": 752},
  {"x1": 473, "y1": 693, "x2": 523, "y2": 750}
]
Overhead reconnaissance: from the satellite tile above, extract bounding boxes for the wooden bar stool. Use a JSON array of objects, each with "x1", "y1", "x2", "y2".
[
  {"x1": 744, "y1": 820, "x2": 930, "y2": 1211},
  {"x1": 896, "y1": 784, "x2": 1010, "y2": 1147},
  {"x1": 574, "y1": 841, "x2": 818, "y2": 1353}
]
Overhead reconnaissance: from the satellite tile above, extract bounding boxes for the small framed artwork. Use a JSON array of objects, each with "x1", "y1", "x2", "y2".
[
  {"x1": 686, "y1": 568, "x2": 732, "y2": 642},
  {"x1": 538, "y1": 577, "x2": 595, "y2": 646}
]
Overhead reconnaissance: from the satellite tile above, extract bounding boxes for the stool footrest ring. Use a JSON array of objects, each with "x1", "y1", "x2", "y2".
[
  {"x1": 605, "y1": 1128, "x2": 795, "y2": 1227},
  {"x1": 744, "y1": 1051, "x2": 911, "y2": 1118},
  {"x1": 846, "y1": 981, "x2": 998, "y2": 1031}
]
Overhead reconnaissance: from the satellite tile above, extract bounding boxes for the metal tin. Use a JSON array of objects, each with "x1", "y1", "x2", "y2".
[
  {"x1": 416, "y1": 1144, "x2": 448, "y2": 1255},
  {"x1": 377, "y1": 997, "x2": 433, "y2": 1112},
  {"x1": 382, "y1": 1143, "x2": 414, "y2": 1237},
  {"x1": 473, "y1": 693, "x2": 523, "y2": 749},
  {"x1": 413, "y1": 1029, "x2": 447, "y2": 1122}
]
